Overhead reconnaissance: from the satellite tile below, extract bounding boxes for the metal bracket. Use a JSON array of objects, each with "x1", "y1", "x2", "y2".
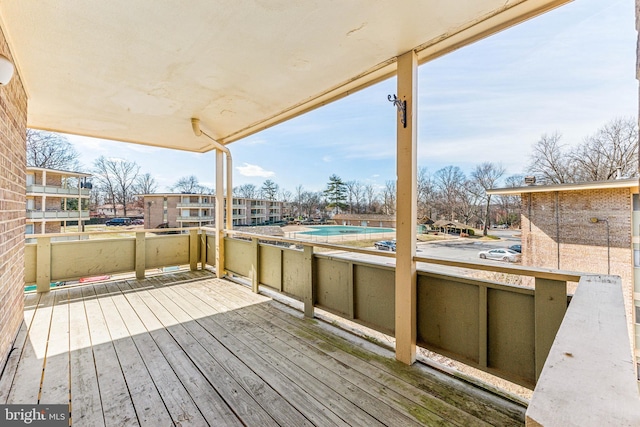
[{"x1": 387, "y1": 94, "x2": 406, "y2": 128}]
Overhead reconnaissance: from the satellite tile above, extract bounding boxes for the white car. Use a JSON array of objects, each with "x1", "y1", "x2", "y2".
[{"x1": 478, "y1": 248, "x2": 521, "y2": 262}]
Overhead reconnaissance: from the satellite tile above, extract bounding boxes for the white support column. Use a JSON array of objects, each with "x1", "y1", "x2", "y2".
[
  {"x1": 215, "y1": 150, "x2": 225, "y2": 278},
  {"x1": 395, "y1": 50, "x2": 418, "y2": 365}
]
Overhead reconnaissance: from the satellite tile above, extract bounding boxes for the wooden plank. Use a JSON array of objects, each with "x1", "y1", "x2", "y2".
[
  {"x1": 102, "y1": 280, "x2": 210, "y2": 426},
  {"x1": 211, "y1": 278, "x2": 525, "y2": 426},
  {"x1": 91, "y1": 283, "x2": 172, "y2": 427},
  {"x1": 6, "y1": 292, "x2": 54, "y2": 404},
  {"x1": 140, "y1": 276, "x2": 347, "y2": 427},
  {"x1": 199, "y1": 282, "x2": 475, "y2": 427},
  {"x1": 187, "y1": 280, "x2": 442, "y2": 427},
  {"x1": 68, "y1": 286, "x2": 105, "y2": 426},
  {"x1": 40, "y1": 289, "x2": 70, "y2": 405},
  {"x1": 164, "y1": 279, "x2": 391, "y2": 427},
  {"x1": 113, "y1": 281, "x2": 241, "y2": 426},
  {"x1": 0, "y1": 293, "x2": 40, "y2": 404},
  {"x1": 80, "y1": 284, "x2": 139, "y2": 427},
  {"x1": 133, "y1": 280, "x2": 311, "y2": 426},
  {"x1": 118, "y1": 278, "x2": 285, "y2": 427}
]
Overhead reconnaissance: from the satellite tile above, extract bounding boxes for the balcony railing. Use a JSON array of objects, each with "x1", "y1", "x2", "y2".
[
  {"x1": 26, "y1": 210, "x2": 90, "y2": 220},
  {"x1": 176, "y1": 202, "x2": 214, "y2": 208},
  {"x1": 22, "y1": 227, "x2": 640, "y2": 424},
  {"x1": 176, "y1": 216, "x2": 214, "y2": 221},
  {"x1": 26, "y1": 184, "x2": 91, "y2": 197}
]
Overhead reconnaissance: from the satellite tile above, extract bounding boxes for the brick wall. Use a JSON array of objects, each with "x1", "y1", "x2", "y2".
[
  {"x1": 522, "y1": 188, "x2": 633, "y2": 324},
  {"x1": 0, "y1": 28, "x2": 27, "y2": 369}
]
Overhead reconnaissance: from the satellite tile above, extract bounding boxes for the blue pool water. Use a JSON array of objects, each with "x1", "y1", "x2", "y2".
[{"x1": 298, "y1": 225, "x2": 395, "y2": 236}]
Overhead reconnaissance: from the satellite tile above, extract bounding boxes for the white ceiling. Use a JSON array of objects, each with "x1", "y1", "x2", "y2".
[{"x1": 0, "y1": 0, "x2": 569, "y2": 152}]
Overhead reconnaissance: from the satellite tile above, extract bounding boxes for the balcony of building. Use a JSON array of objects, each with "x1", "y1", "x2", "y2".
[
  {"x1": 26, "y1": 210, "x2": 90, "y2": 220},
  {"x1": 6, "y1": 227, "x2": 638, "y2": 426},
  {"x1": 26, "y1": 185, "x2": 91, "y2": 197},
  {"x1": 176, "y1": 216, "x2": 214, "y2": 222},
  {"x1": 176, "y1": 202, "x2": 215, "y2": 208}
]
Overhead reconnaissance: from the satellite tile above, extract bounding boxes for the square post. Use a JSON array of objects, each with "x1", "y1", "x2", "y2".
[
  {"x1": 395, "y1": 49, "x2": 418, "y2": 365},
  {"x1": 534, "y1": 278, "x2": 567, "y2": 380},
  {"x1": 303, "y1": 245, "x2": 315, "y2": 318},
  {"x1": 189, "y1": 229, "x2": 198, "y2": 271},
  {"x1": 36, "y1": 236, "x2": 51, "y2": 293},
  {"x1": 215, "y1": 150, "x2": 225, "y2": 278},
  {"x1": 135, "y1": 231, "x2": 146, "y2": 279}
]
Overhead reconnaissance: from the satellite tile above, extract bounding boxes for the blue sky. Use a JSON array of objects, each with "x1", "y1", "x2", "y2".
[{"x1": 67, "y1": 0, "x2": 637, "y2": 193}]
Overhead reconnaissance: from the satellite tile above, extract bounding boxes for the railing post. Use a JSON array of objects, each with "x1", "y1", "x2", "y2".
[
  {"x1": 251, "y1": 237, "x2": 260, "y2": 293},
  {"x1": 36, "y1": 236, "x2": 51, "y2": 293},
  {"x1": 135, "y1": 231, "x2": 146, "y2": 279},
  {"x1": 534, "y1": 278, "x2": 567, "y2": 381},
  {"x1": 303, "y1": 245, "x2": 314, "y2": 318},
  {"x1": 200, "y1": 230, "x2": 207, "y2": 269},
  {"x1": 189, "y1": 229, "x2": 198, "y2": 271}
]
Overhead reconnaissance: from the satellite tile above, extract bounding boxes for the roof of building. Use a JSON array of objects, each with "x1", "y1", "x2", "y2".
[
  {"x1": 487, "y1": 178, "x2": 639, "y2": 196},
  {"x1": 26, "y1": 166, "x2": 92, "y2": 178},
  {"x1": 0, "y1": 1, "x2": 568, "y2": 152}
]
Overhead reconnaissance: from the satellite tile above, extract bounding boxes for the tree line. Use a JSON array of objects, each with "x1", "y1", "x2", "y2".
[{"x1": 26, "y1": 117, "x2": 637, "y2": 228}]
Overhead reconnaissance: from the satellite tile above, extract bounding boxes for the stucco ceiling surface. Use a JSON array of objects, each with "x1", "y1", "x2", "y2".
[{"x1": 0, "y1": 0, "x2": 567, "y2": 152}]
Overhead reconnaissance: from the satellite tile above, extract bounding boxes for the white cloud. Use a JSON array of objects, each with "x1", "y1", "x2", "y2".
[
  {"x1": 322, "y1": 156, "x2": 332, "y2": 162},
  {"x1": 236, "y1": 163, "x2": 275, "y2": 177}
]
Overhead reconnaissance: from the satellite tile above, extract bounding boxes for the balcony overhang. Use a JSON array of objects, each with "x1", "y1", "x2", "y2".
[{"x1": 0, "y1": 0, "x2": 569, "y2": 151}]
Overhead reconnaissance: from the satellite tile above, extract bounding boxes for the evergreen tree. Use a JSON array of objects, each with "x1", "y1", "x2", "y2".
[{"x1": 323, "y1": 174, "x2": 348, "y2": 214}]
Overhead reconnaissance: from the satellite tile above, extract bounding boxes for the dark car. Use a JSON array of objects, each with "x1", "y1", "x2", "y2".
[
  {"x1": 509, "y1": 244, "x2": 522, "y2": 253},
  {"x1": 105, "y1": 218, "x2": 131, "y2": 226},
  {"x1": 374, "y1": 240, "x2": 396, "y2": 251}
]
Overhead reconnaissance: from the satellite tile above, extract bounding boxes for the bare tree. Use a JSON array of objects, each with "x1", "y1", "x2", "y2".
[
  {"x1": 345, "y1": 181, "x2": 364, "y2": 213},
  {"x1": 471, "y1": 162, "x2": 505, "y2": 235},
  {"x1": 497, "y1": 174, "x2": 524, "y2": 227},
  {"x1": 381, "y1": 180, "x2": 396, "y2": 216},
  {"x1": 417, "y1": 167, "x2": 436, "y2": 222},
  {"x1": 434, "y1": 166, "x2": 466, "y2": 221},
  {"x1": 26, "y1": 129, "x2": 81, "y2": 170},
  {"x1": 260, "y1": 179, "x2": 279, "y2": 200},
  {"x1": 364, "y1": 184, "x2": 379, "y2": 213},
  {"x1": 171, "y1": 175, "x2": 208, "y2": 193},
  {"x1": 93, "y1": 156, "x2": 140, "y2": 217},
  {"x1": 527, "y1": 132, "x2": 573, "y2": 184},
  {"x1": 570, "y1": 117, "x2": 638, "y2": 181},
  {"x1": 134, "y1": 173, "x2": 158, "y2": 195},
  {"x1": 234, "y1": 184, "x2": 258, "y2": 199}
]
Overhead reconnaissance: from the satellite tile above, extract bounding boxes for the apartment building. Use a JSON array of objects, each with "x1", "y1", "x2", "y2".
[
  {"x1": 488, "y1": 178, "x2": 640, "y2": 373},
  {"x1": 142, "y1": 193, "x2": 285, "y2": 228},
  {"x1": 26, "y1": 166, "x2": 91, "y2": 234}
]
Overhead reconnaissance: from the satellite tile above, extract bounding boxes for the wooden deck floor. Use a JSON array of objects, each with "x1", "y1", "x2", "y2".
[{"x1": 0, "y1": 271, "x2": 525, "y2": 426}]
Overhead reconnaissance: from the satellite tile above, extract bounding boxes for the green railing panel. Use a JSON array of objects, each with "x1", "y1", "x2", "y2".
[
  {"x1": 353, "y1": 264, "x2": 395, "y2": 334},
  {"x1": 224, "y1": 238, "x2": 251, "y2": 277},
  {"x1": 51, "y1": 238, "x2": 135, "y2": 281},
  {"x1": 316, "y1": 257, "x2": 351, "y2": 317},
  {"x1": 145, "y1": 234, "x2": 190, "y2": 269},
  {"x1": 417, "y1": 274, "x2": 480, "y2": 364},
  {"x1": 282, "y1": 248, "x2": 305, "y2": 300},
  {"x1": 488, "y1": 287, "x2": 535, "y2": 386},
  {"x1": 259, "y1": 244, "x2": 283, "y2": 290}
]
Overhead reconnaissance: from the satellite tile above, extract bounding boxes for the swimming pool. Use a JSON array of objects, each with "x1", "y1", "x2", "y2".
[{"x1": 298, "y1": 225, "x2": 395, "y2": 236}]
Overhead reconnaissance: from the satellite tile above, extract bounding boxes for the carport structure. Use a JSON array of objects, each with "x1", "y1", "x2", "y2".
[
  {"x1": 1, "y1": 1, "x2": 640, "y2": 425},
  {"x1": 0, "y1": 0, "x2": 572, "y2": 364}
]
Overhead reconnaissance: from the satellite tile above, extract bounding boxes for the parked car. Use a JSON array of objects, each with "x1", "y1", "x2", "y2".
[
  {"x1": 374, "y1": 240, "x2": 396, "y2": 251},
  {"x1": 509, "y1": 244, "x2": 522, "y2": 253},
  {"x1": 478, "y1": 248, "x2": 521, "y2": 262},
  {"x1": 105, "y1": 217, "x2": 131, "y2": 226}
]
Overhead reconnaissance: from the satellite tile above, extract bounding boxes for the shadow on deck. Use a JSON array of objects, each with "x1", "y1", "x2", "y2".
[{"x1": 0, "y1": 270, "x2": 525, "y2": 426}]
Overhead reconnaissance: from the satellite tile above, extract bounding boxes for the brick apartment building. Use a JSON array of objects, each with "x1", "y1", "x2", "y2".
[
  {"x1": 26, "y1": 166, "x2": 91, "y2": 234},
  {"x1": 488, "y1": 178, "x2": 639, "y2": 368},
  {"x1": 142, "y1": 193, "x2": 286, "y2": 229}
]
